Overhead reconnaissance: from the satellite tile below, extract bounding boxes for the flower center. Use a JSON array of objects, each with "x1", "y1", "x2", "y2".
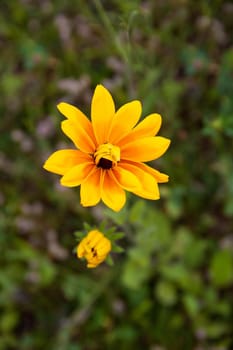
[{"x1": 94, "y1": 143, "x2": 120, "y2": 169}]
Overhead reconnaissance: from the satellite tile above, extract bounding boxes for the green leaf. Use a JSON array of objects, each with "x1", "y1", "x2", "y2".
[
  {"x1": 155, "y1": 280, "x2": 177, "y2": 306},
  {"x1": 104, "y1": 205, "x2": 128, "y2": 225},
  {"x1": 83, "y1": 222, "x2": 92, "y2": 232},
  {"x1": 106, "y1": 255, "x2": 114, "y2": 266},
  {"x1": 109, "y1": 232, "x2": 125, "y2": 241},
  {"x1": 183, "y1": 294, "x2": 200, "y2": 318},
  {"x1": 129, "y1": 200, "x2": 145, "y2": 224},
  {"x1": 74, "y1": 231, "x2": 85, "y2": 240},
  {"x1": 112, "y1": 244, "x2": 124, "y2": 253},
  {"x1": 0, "y1": 310, "x2": 19, "y2": 332},
  {"x1": 210, "y1": 249, "x2": 233, "y2": 287}
]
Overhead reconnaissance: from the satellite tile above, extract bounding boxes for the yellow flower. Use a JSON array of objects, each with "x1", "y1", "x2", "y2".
[
  {"x1": 43, "y1": 85, "x2": 170, "y2": 211},
  {"x1": 77, "y1": 230, "x2": 111, "y2": 268}
]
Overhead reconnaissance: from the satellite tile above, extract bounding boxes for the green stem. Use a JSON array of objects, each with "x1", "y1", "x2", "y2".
[
  {"x1": 92, "y1": 0, "x2": 135, "y2": 98},
  {"x1": 93, "y1": 0, "x2": 128, "y2": 63},
  {"x1": 53, "y1": 268, "x2": 119, "y2": 350}
]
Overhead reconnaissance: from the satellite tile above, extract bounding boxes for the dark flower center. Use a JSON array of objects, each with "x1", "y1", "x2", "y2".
[
  {"x1": 97, "y1": 158, "x2": 112, "y2": 169},
  {"x1": 94, "y1": 143, "x2": 120, "y2": 169}
]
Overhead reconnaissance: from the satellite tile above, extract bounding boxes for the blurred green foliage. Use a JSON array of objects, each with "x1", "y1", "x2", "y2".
[{"x1": 0, "y1": 0, "x2": 233, "y2": 349}]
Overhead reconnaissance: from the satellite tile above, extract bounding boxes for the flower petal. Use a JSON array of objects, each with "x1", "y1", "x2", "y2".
[
  {"x1": 101, "y1": 171, "x2": 126, "y2": 212},
  {"x1": 58, "y1": 102, "x2": 85, "y2": 119},
  {"x1": 60, "y1": 162, "x2": 93, "y2": 187},
  {"x1": 87, "y1": 263, "x2": 98, "y2": 268},
  {"x1": 112, "y1": 166, "x2": 142, "y2": 192},
  {"x1": 77, "y1": 242, "x2": 85, "y2": 258},
  {"x1": 96, "y1": 240, "x2": 111, "y2": 256},
  {"x1": 43, "y1": 149, "x2": 91, "y2": 175},
  {"x1": 80, "y1": 167, "x2": 101, "y2": 207},
  {"x1": 61, "y1": 119, "x2": 96, "y2": 153},
  {"x1": 121, "y1": 136, "x2": 171, "y2": 162},
  {"x1": 118, "y1": 113, "x2": 162, "y2": 146},
  {"x1": 128, "y1": 161, "x2": 169, "y2": 183},
  {"x1": 119, "y1": 162, "x2": 160, "y2": 199},
  {"x1": 108, "y1": 100, "x2": 142, "y2": 144},
  {"x1": 58, "y1": 102, "x2": 96, "y2": 152},
  {"x1": 91, "y1": 85, "x2": 115, "y2": 144}
]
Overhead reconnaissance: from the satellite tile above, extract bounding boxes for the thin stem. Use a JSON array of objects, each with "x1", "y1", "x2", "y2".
[
  {"x1": 93, "y1": 0, "x2": 128, "y2": 63},
  {"x1": 53, "y1": 268, "x2": 119, "y2": 350},
  {"x1": 92, "y1": 0, "x2": 136, "y2": 98}
]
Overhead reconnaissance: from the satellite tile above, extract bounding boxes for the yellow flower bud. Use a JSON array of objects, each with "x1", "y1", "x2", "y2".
[{"x1": 77, "y1": 230, "x2": 111, "y2": 268}]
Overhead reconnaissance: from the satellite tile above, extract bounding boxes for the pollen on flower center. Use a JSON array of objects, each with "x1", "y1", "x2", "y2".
[{"x1": 94, "y1": 143, "x2": 120, "y2": 169}]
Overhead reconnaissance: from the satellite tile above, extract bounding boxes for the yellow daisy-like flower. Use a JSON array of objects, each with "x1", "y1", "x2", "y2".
[
  {"x1": 43, "y1": 84, "x2": 170, "y2": 211},
  {"x1": 77, "y1": 230, "x2": 111, "y2": 268}
]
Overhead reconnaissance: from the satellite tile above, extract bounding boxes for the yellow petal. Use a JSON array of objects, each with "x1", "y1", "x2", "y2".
[
  {"x1": 86, "y1": 254, "x2": 103, "y2": 267},
  {"x1": 61, "y1": 119, "x2": 96, "y2": 153},
  {"x1": 96, "y1": 239, "x2": 111, "y2": 256},
  {"x1": 108, "y1": 100, "x2": 142, "y2": 143},
  {"x1": 87, "y1": 230, "x2": 103, "y2": 241},
  {"x1": 128, "y1": 161, "x2": 169, "y2": 183},
  {"x1": 118, "y1": 113, "x2": 161, "y2": 146},
  {"x1": 112, "y1": 166, "x2": 141, "y2": 192},
  {"x1": 43, "y1": 149, "x2": 91, "y2": 175},
  {"x1": 101, "y1": 171, "x2": 126, "y2": 212},
  {"x1": 77, "y1": 242, "x2": 85, "y2": 258},
  {"x1": 121, "y1": 136, "x2": 171, "y2": 162},
  {"x1": 60, "y1": 162, "x2": 93, "y2": 187},
  {"x1": 57, "y1": 102, "x2": 87, "y2": 121},
  {"x1": 87, "y1": 230, "x2": 104, "y2": 248},
  {"x1": 119, "y1": 162, "x2": 160, "y2": 199},
  {"x1": 58, "y1": 102, "x2": 96, "y2": 151},
  {"x1": 91, "y1": 85, "x2": 115, "y2": 144},
  {"x1": 87, "y1": 262, "x2": 98, "y2": 268},
  {"x1": 80, "y1": 167, "x2": 101, "y2": 207}
]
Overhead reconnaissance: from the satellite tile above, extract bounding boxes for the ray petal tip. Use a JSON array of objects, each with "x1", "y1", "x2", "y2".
[
  {"x1": 155, "y1": 113, "x2": 162, "y2": 121},
  {"x1": 134, "y1": 99, "x2": 142, "y2": 113},
  {"x1": 57, "y1": 101, "x2": 65, "y2": 111},
  {"x1": 43, "y1": 161, "x2": 48, "y2": 170},
  {"x1": 161, "y1": 137, "x2": 171, "y2": 149},
  {"x1": 95, "y1": 84, "x2": 107, "y2": 93}
]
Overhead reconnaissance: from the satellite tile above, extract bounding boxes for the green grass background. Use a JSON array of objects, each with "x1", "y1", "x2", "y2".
[{"x1": 0, "y1": 1, "x2": 233, "y2": 349}]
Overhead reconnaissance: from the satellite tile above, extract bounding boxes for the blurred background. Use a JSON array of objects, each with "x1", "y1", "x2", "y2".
[{"x1": 0, "y1": 0, "x2": 233, "y2": 349}]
